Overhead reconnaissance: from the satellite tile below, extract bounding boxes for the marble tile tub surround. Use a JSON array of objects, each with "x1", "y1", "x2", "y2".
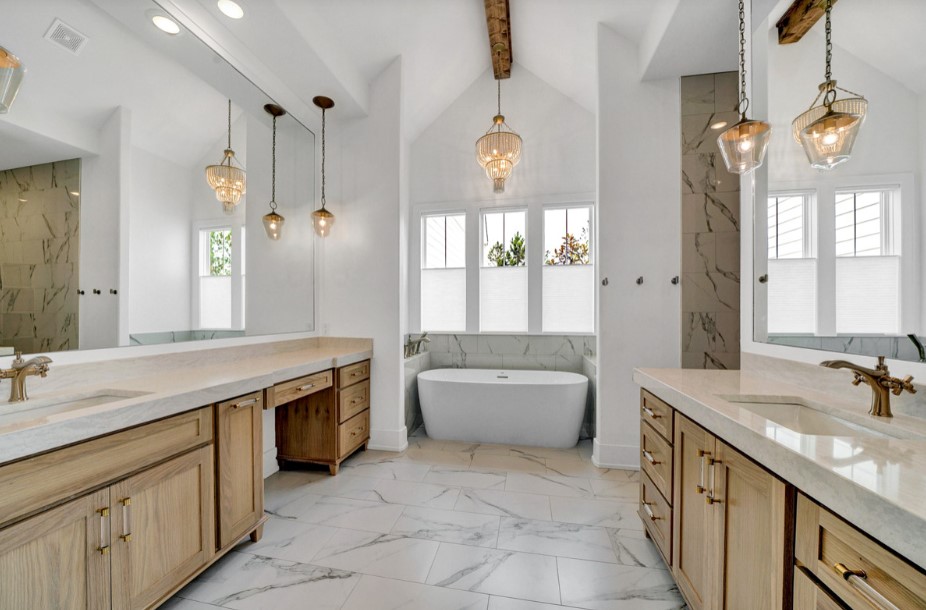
[
  {"x1": 681, "y1": 73, "x2": 741, "y2": 371},
  {"x1": 404, "y1": 351, "x2": 430, "y2": 433},
  {"x1": 634, "y1": 364, "x2": 926, "y2": 570},
  {"x1": 0, "y1": 159, "x2": 81, "y2": 354},
  {"x1": 0, "y1": 336, "x2": 372, "y2": 465},
  {"x1": 167, "y1": 428, "x2": 685, "y2": 610},
  {"x1": 426, "y1": 334, "x2": 594, "y2": 372}
]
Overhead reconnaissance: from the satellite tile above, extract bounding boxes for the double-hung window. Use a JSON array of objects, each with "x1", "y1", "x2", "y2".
[
  {"x1": 767, "y1": 192, "x2": 816, "y2": 334},
  {"x1": 420, "y1": 213, "x2": 466, "y2": 331},
  {"x1": 834, "y1": 189, "x2": 900, "y2": 334},
  {"x1": 542, "y1": 206, "x2": 594, "y2": 332},
  {"x1": 195, "y1": 224, "x2": 245, "y2": 330},
  {"x1": 480, "y1": 209, "x2": 528, "y2": 332}
]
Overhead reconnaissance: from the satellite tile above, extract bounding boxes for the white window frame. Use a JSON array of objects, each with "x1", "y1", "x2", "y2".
[
  {"x1": 191, "y1": 219, "x2": 245, "y2": 331},
  {"x1": 767, "y1": 190, "x2": 815, "y2": 260},
  {"x1": 409, "y1": 193, "x2": 597, "y2": 335},
  {"x1": 420, "y1": 212, "x2": 467, "y2": 332},
  {"x1": 541, "y1": 204, "x2": 595, "y2": 333}
]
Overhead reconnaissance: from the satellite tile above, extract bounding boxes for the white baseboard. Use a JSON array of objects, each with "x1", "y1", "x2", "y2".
[
  {"x1": 592, "y1": 438, "x2": 640, "y2": 470},
  {"x1": 369, "y1": 426, "x2": 409, "y2": 452},
  {"x1": 262, "y1": 448, "x2": 279, "y2": 479}
]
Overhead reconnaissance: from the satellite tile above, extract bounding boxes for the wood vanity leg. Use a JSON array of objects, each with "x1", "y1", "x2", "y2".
[
  {"x1": 328, "y1": 463, "x2": 339, "y2": 476},
  {"x1": 362, "y1": 441, "x2": 369, "y2": 451},
  {"x1": 249, "y1": 524, "x2": 264, "y2": 543},
  {"x1": 643, "y1": 528, "x2": 651, "y2": 540}
]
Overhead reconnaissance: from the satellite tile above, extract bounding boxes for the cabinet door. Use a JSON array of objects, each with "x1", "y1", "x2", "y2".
[
  {"x1": 0, "y1": 489, "x2": 111, "y2": 610},
  {"x1": 712, "y1": 440, "x2": 789, "y2": 610},
  {"x1": 217, "y1": 392, "x2": 264, "y2": 550},
  {"x1": 673, "y1": 414, "x2": 715, "y2": 610},
  {"x1": 111, "y1": 446, "x2": 215, "y2": 610}
]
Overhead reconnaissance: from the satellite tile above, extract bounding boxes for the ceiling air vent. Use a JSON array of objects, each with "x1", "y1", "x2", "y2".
[{"x1": 44, "y1": 19, "x2": 89, "y2": 56}]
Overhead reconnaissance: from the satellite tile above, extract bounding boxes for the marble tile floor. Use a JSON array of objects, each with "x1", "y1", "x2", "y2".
[{"x1": 166, "y1": 429, "x2": 686, "y2": 610}]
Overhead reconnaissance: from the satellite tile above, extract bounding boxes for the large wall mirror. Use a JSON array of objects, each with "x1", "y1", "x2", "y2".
[
  {"x1": 752, "y1": 0, "x2": 926, "y2": 363},
  {"x1": 0, "y1": 0, "x2": 315, "y2": 355}
]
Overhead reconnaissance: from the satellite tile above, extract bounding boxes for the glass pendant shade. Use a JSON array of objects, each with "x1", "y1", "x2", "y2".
[
  {"x1": 0, "y1": 46, "x2": 26, "y2": 114},
  {"x1": 476, "y1": 115, "x2": 522, "y2": 194},
  {"x1": 792, "y1": 96, "x2": 867, "y2": 170},
  {"x1": 262, "y1": 211, "x2": 284, "y2": 240},
  {"x1": 206, "y1": 149, "x2": 246, "y2": 209},
  {"x1": 717, "y1": 117, "x2": 772, "y2": 175},
  {"x1": 312, "y1": 207, "x2": 335, "y2": 238}
]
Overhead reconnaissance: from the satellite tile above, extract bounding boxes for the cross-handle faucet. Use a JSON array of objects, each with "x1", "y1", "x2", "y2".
[
  {"x1": 819, "y1": 356, "x2": 916, "y2": 418},
  {"x1": 0, "y1": 352, "x2": 53, "y2": 402},
  {"x1": 404, "y1": 333, "x2": 430, "y2": 358}
]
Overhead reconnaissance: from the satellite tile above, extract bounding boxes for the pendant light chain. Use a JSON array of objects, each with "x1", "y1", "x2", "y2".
[
  {"x1": 269, "y1": 114, "x2": 277, "y2": 212},
  {"x1": 738, "y1": 0, "x2": 748, "y2": 115},
  {"x1": 226, "y1": 99, "x2": 232, "y2": 152},
  {"x1": 320, "y1": 107, "x2": 327, "y2": 208}
]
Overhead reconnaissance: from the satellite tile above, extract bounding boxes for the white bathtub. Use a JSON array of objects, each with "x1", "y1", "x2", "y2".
[{"x1": 417, "y1": 368, "x2": 589, "y2": 448}]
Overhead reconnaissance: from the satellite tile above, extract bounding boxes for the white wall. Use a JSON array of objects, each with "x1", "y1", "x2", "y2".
[
  {"x1": 127, "y1": 147, "x2": 193, "y2": 335},
  {"x1": 596, "y1": 24, "x2": 681, "y2": 468},
  {"x1": 322, "y1": 57, "x2": 407, "y2": 451}
]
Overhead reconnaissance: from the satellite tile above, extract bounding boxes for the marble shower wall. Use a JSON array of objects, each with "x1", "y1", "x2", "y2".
[
  {"x1": 0, "y1": 160, "x2": 80, "y2": 353},
  {"x1": 680, "y1": 73, "x2": 741, "y2": 370},
  {"x1": 426, "y1": 334, "x2": 594, "y2": 372}
]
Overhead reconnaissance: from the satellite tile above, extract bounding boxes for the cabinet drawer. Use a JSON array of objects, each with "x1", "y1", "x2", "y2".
[
  {"x1": 640, "y1": 420, "x2": 672, "y2": 502},
  {"x1": 0, "y1": 407, "x2": 212, "y2": 528},
  {"x1": 338, "y1": 360, "x2": 370, "y2": 388},
  {"x1": 639, "y1": 469, "x2": 672, "y2": 567},
  {"x1": 266, "y1": 370, "x2": 333, "y2": 409},
  {"x1": 338, "y1": 410, "x2": 369, "y2": 459},
  {"x1": 796, "y1": 494, "x2": 926, "y2": 610},
  {"x1": 339, "y1": 380, "x2": 370, "y2": 423},
  {"x1": 794, "y1": 567, "x2": 848, "y2": 610},
  {"x1": 641, "y1": 390, "x2": 673, "y2": 442}
]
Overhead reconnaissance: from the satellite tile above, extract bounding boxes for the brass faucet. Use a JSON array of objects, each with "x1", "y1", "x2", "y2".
[
  {"x1": 0, "y1": 352, "x2": 52, "y2": 402},
  {"x1": 404, "y1": 333, "x2": 430, "y2": 358},
  {"x1": 820, "y1": 356, "x2": 916, "y2": 418}
]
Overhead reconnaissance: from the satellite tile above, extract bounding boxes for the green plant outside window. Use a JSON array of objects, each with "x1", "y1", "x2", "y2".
[{"x1": 209, "y1": 230, "x2": 232, "y2": 276}]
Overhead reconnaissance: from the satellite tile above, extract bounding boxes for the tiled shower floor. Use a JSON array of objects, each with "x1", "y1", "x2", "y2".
[{"x1": 164, "y1": 428, "x2": 686, "y2": 609}]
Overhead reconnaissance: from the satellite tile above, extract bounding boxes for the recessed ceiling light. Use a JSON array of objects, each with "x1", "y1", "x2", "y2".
[
  {"x1": 151, "y1": 15, "x2": 181, "y2": 35},
  {"x1": 710, "y1": 120, "x2": 728, "y2": 130},
  {"x1": 217, "y1": 0, "x2": 244, "y2": 19}
]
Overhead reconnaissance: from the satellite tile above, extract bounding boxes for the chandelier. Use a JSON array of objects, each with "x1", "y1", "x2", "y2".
[
  {"x1": 791, "y1": 0, "x2": 867, "y2": 170},
  {"x1": 205, "y1": 99, "x2": 247, "y2": 213},
  {"x1": 0, "y1": 45, "x2": 25, "y2": 114},
  {"x1": 476, "y1": 79, "x2": 521, "y2": 194},
  {"x1": 717, "y1": 0, "x2": 771, "y2": 175}
]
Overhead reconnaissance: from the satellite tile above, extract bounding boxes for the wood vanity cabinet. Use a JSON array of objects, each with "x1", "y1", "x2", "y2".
[
  {"x1": 274, "y1": 360, "x2": 371, "y2": 475},
  {"x1": 639, "y1": 390, "x2": 675, "y2": 566}
]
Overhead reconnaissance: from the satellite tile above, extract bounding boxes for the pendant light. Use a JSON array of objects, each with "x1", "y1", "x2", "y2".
[
  {"x1": 791, "y1": 0, "x2": 867, "y2": 170},
  {"x1": 311, "y1": 96, "x2": 335, "y2": 238},
  {"x1": 205, "y1": 99, "x2": 247, "y2": 213},
  {"x1": 0, "y1": 45, "x2": 25, "y2": 114},
  {"x1": 476, "y1": 78, "x2": 522, "y2": 194},
  {"x1": 717, "y1": 0, "x2": 771, "y2": 175},
  {"x1": 262, "y1": 104, "x2": 285, "y2": 240}
]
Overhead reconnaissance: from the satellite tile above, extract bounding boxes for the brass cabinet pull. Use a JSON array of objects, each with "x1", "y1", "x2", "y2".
[
  {"x1": 706, "y1": 459, "x2": 722, "y2": 505},
  {"x1": 98, "y1": 507, "x2": 111, "y2": 555},
  {"x1": 642, "y1": 405, "x2": 660, "y2": 419},
  {"x1": 696, "y1": 450, "x2": 709, "y2": 494},
  {"x1": 231, "y1": 398, "x2": 258, "y2": 409},
  {"x1": 642, "y1": 449, "x2": 660, "y2": 465},
  {"x1": 642, "y1": 502, "x2": 660, "y2": 521},
  {"x1": 834, "y1": 563, "x2": 901, "y2": 610},
  {"x1": 120, "y1": 498, "x2": 133, "y2": 542},
  {"x1": 298, "y1": 383, "x2": 316, "y2": 392}
]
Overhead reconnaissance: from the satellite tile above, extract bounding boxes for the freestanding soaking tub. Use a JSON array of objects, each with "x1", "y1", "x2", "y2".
[{"x1": 417, "y1": 368, "x2": 589, "y2": 448}]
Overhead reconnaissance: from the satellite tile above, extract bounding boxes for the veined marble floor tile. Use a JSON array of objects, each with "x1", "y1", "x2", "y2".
[
  {"x1": 342, "y1": 448, "x2": 411, "y2": 466},
  {"x1": 426, "y1": 543, "x2": 561, "y2": 605},
  {"x1": 608, "y1": 528, "x2": 666, "y2": 569},
  {"x1": 402, "y1": 447, "x2": 475, "y2": 468},
  {"x1": 178, "y1": 552, "x2": 360, "y2": 610},
  {"x1": 590, "y1": 477, "x2": 639, "y2": 501},
  {"x1": 549, "y1": 496, "x2": 643, "y2": 530},
  {"x1": 557, "y1": 557, "x2": 685, "y2": 610},
  {"x1": 281, "y1": 495, "x2": 406, "y2": 533},
  {"x1": 424, "y1": 466, "x2": 507, "y2": 489},
  {"x1": 577, "y1": 440, "x2": 593, "y2": 460},
  {"x1": 307, "y1": 474, "x2": 461, "y2": 509},
  {"x1": 269, "y1": 492, "x2": 321, "y2": 519},
  {"x1": 454, "y1": 488, "x2": 553, "y2": 521},
  {"x1": 497, "y1": 517, "x2": 616, "y2": 563},
  {"x1": 237, "y1": 516, "x2": 338, "y2": 564},
  {"x1": 506, "y1": 472, "x2": 594, "y2": 498},
  {"x1": 310, "y1": 528, "x2": 440, "y2": 583},
  {"x1": 441, "y1": 440, "x2": 512, "y2": 456},
  {"x1": 544, "y1": 456, "x2": 625, "y2": 479},
  {"x1": 392, "y1": 506, "x2": 500, "y2": 547},
  {"x1": 160, "y1": 598, "x2": 223, "y2": 610},
  {"x1": 509, "y1": 445, "x2": 581, "y2": 460},
  {"x1": 488, "y1": 596, "x2": 583, "y2": 610},
  {"x1": 263, "y1": 470, "x2": 327, "y2": 512},
  {"x1": 471, "y1": 453, "x2": 547, "y2": 474},
  {"x1": 405, "y1": 436, "x2": 446, "y2": 451},
  {"x1": 339, "y1": 459, "x2": 432, "y2": 481},
  {"x1": 341, "y1": 574, "x2": 489, "y2": 610}
]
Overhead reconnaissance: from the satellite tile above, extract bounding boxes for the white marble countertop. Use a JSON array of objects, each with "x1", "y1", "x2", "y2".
[
  {"x1": 0, "y1": 338, "x2": 372, "y2": 466},
  {"x1": 634, "y1": 367, "x2": 926, "y2": 570}
]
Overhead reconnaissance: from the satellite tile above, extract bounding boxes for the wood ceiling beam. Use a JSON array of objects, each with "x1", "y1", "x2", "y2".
[
  {"x1": 483, "y1": 0, "x2": 512, "y2": 79},
  {"x1": 775, "y1": 0, "x2": 839, "y2": 44}
]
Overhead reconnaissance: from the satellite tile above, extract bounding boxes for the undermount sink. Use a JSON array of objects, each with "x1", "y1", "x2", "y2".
[
  {"x1": 0, "y1": 389, "x2": 152, "y2": 422},
  {"x1": 718, "y1": 395, "x2": 894, "y2": 439}
]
